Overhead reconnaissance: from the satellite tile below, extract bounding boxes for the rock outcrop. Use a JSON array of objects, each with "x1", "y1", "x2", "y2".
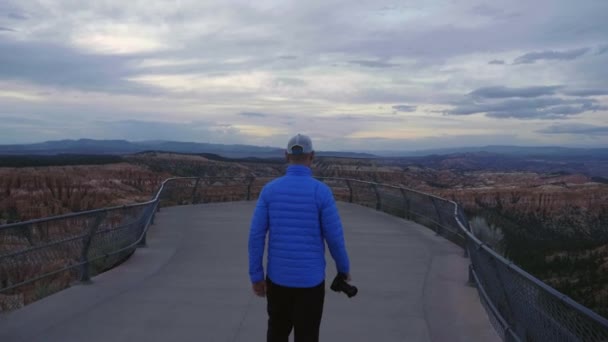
[{"x1": 0, "y1": 163, "x2": 168, "y2": 223}]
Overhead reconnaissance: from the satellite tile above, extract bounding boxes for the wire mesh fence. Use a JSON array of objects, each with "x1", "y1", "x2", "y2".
[
  {"x1": 0, "y1": 202, "x2": 155, "y2": 311},
  {"x1": 1, "y1": 176, "x2": 607, "y2": 341},
  {"x1": 317, "y1": 177, "x2": 608, "y2": 342},
  {"x1": 0, "y1": 176, "x2": 273, "y2": 311},
  {"x1": 466, "y1": 235, "x2": 608, "y2": 342},
  {"x1": 317, "y1": 178, "x2": 466, "y2": 247},
  {"x1": 157, "y1": 177, "x2": 274, "y2": 207}
]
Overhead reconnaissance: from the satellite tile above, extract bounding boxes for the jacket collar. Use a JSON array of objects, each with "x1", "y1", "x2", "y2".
[{"x1": 286, "y1": 164, "x2": 312, "y2": 176}]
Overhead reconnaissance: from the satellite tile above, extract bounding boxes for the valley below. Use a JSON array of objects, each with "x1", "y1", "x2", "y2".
[{"x1": 1, "y1": 151, "x2": 606, "y2": 317}]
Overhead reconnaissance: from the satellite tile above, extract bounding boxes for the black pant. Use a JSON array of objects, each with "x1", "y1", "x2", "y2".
[{"x1": 266, "y1": 277, "x2": 325, "y2": 342}]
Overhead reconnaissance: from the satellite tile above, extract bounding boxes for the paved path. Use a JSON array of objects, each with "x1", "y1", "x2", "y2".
[{"x1": 0, "y1": 202, "x2": 498, "y2": 342}]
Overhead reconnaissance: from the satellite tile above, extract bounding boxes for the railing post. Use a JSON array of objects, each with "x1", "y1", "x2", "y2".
[
  {"x1": 246, "y1": 176, "x2": 256, "y2": 201},
  {"x1": 400, "y1": 188, "x2": 410, "y2": 219},
  {"x1": 80, "y1": 212, "x2": 106, "y2": 284},
  {"x1": 345, "y1": 180, "x2": 353, "y2": 203},
  {"x1": 468, "y1": 264, "x2": 476, "y2": 287},
  {"x1": 490, "y1": 256, "x2": 517, "y2": 335},
  {"x1": 456, "y1": 204, "x2": 470, "y2": 257},
  {"x1": 137, "y1": 225, "x2": 148, "y2": 248},
  {"x1": 430, "y1": 197, "x2": 445, "y2": 236},
  {"x1": 372, "y1": 184, "x2": 381, "y2": 210},
  {"x1": 150, "y1": 200, "x2": 158, "y2": 225},
  {"x1": 504, "y1": 329, "x2": 520, "y2": 342},
  {"x1": 137, "y1": 203, "x2": 155, "y2": 248},
  {"x1": 156, "y1": 182, "x2": 165, "y2": 212},
  {"x1": 191, "y1": 178, "x2": 201, "y2": 204}
]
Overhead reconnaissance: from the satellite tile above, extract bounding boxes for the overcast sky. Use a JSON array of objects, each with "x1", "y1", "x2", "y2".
[{"x1": 1, "y1": 0, "x2": 607, "y2": 151}]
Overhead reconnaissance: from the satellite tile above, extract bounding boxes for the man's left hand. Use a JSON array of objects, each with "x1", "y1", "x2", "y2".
[{"x1": 252, "y1": 280, "x2": 267, "y2": 297}]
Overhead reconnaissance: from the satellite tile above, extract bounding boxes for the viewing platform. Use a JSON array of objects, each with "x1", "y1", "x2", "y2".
[{"x1": 0, "y1": 201, "x2": 498, "y2": 342}]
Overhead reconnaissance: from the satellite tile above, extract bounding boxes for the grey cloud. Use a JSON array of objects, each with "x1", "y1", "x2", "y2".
[
  {"x1": 0, "y1": 115, "x2": 48, "y2": 126},
  {"x1": 323, "y1": 115, "x2": 364, "y2": 121},
  {"x1": 485, "y1": 111, "x2": 566, "y2": 120},
  {"x1": 0, "y1": 113, "x2": 92, "y2": 144},
  {"x1": 1, "y1": 2, "x2": 28, "y2": 21},
  {"x1": 514, "y1": 48, "x2": 589, "y2": 64},
  {"x1": 562, "y1": 88, "x2": 608, "y2": 97},
  {"x1": 448, "y1": 97, "x2": 602, "y2": 119},
  {"x1": 80, "y1": 2, "x2": 608, "y2": 66},
  {"x1": 471, "y1": 4, "x2": 520, "y2": 21},
  {"x1": 349, "y1": 60, "x2": 398, "y2": 68},
  {"x1": 278, "y1": 55, "x2": 298, "y2": 60},
  {"x1": 325, "y1": 133, "x2": 532, "y2": 152},
  {"x1": 485, "y1": 103, "x2": 606, "y2": 119},
  {"x1": 583, "y1": 103, "x2": 608, "y2": 111},
  {"x1": 549, "y1": 105, "x2": 593, "y2": 115},
  {"x1": 238, "y1": 112, "x2": 268, "y2": 118},
  {"x1": 329, "y1": 4, "x2": 600, "y2": 63},
  {"x1": 392, "y1": 105, "x2": 417, "y2": 112},
  {"x1": 0, "y1": 125, "x2": 55, "y2": 144},
  {"x1": 272, "y1": 77, "x2": 307, "y2": 87},
  {"x1": 537, "y1": 123, "x2": 608, "y2": 135},
  {"x1": 345, "y1": 88, "x2": 412, "y2": 104},
  {"x1": 470, "y1": 86, "x2": 561, "y2": 98},
  {"x1": 343, "y1": 1, "x2": 608, "y2": 62},
  {"x1": 484, "y1": 110, "x2": 542, "y2": 119},
  {"x1": 132, "y1": 58, "x2": 261, "y2": 76},
  {"x1": 0, "y1": 38, "x2": 155, "y2": 94},
  {"x1": 2, "y1": 3, "x2": 604, "y2": 79},
  {"x1": 471, "y1": 4, "x2": 502, "y2": 17},
  {"x1": 5, "y1": 0, "x2": 608, "y2": 67},
  {"x1": 317, "y1": 114, "x2": 404, "y2": 123},
  {"x1": 95, "y1": 120, "x2": 242, "y2": 143},
  {"x1": 7, "y1": 12, "x2": 28, "y2": 20},
  {"x1": 164, "y1": 35, "x2": 282, "y2": 62},
  {"x1": 0, "y1": 27, "x2": 15, "y2": 32},
  {"x1": 488, "y1": 60, "x2": 505, "y2": 65},
  {"x1": 597, "y1": 45, "x2": 608, "y2": 55},
  {"x1": 565, "y1": 50, "x2": 608, "y2": 92},
  {"x1": 1, "y1": 1, "x2": 608, "y2": 147}
]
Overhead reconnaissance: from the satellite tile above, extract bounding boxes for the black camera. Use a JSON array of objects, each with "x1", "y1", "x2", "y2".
[{"x1": 330, "y1": 273, "x2": 358, "y2": 298}]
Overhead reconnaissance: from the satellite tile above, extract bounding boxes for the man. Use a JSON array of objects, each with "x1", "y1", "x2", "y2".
[{"x1": 248, "y1": 134, "x2": 351, "y2": 342}]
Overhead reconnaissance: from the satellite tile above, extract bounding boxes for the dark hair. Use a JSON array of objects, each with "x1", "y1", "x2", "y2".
[
  {"x1": 288, "y1": 151, "x2": 313, "y2": 163},
  {"x1": 291, "y1": 146, "x2": 304, "y2": 154}
]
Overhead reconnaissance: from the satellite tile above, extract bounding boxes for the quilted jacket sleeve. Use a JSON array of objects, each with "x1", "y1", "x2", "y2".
[
  {"x1": 248, "y1": 186, "x2": 269, "y2": 283},
  {"x1": 318, "y1": 184, "x2": 350, "y2": 274}
]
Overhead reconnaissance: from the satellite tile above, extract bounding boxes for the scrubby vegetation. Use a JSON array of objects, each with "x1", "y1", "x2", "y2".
[{"x1": 1, "y1": 152, "x2": 606, "y2": 318}]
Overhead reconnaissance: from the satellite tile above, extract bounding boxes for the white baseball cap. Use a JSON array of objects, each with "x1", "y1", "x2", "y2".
[{"x1": 286, "y1": 134, "x2": 314, "y2": 155}]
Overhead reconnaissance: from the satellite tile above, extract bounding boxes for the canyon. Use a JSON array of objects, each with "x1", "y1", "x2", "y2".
[{"x1": 0, "y1": 151, "x2": 606, "y2": 316}]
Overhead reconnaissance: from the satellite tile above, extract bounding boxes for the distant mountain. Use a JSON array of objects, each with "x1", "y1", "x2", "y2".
[
  {"x1": 2, "y1": 140, "x2": 607, "y2": 160},
  {"x1": 378, "y1": 145, "x2": 608, "y2": 158},
  {"x1": 374, "y1": 150, "x2": 608, "y2": 178},
  {"x1": 0, "y1": 139, "x2": 377, "y2": 159},
  {"x1": 0, "y1": 139, "x2": 141, "y2": 155}
]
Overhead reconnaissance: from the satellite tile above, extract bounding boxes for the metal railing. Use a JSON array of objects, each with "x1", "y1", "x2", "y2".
[
  {"x1": 1, "y1": 176, "x2": 607, "y2": 341},
  {"x1": 320, "y1": 177, "x2": 608, "y2": 342},
  {"x1": 0, "y1": 184, "x2": 162, "y2": 311},
  {"x1": 0, "y1": 176, "x2": 272, "y2": 311}
]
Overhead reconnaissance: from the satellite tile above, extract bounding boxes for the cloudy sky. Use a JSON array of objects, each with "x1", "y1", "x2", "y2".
[{"x1": 1, "y1": 0, "x2": 607, "y2": 151}]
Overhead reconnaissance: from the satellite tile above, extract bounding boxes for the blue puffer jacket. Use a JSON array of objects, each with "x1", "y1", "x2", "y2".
[{"x1": 248, "y1": 165, "x2": 350, "y2": 288}]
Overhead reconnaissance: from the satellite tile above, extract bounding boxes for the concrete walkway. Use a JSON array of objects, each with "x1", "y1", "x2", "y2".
[{"x1": 0, "y1": 202, "x2": 498, "y2": 342}]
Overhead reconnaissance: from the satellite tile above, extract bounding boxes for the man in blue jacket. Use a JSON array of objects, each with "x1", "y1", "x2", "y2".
[{"x1": 248, "y1": 133, "x2": 351, "y2": 342}]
